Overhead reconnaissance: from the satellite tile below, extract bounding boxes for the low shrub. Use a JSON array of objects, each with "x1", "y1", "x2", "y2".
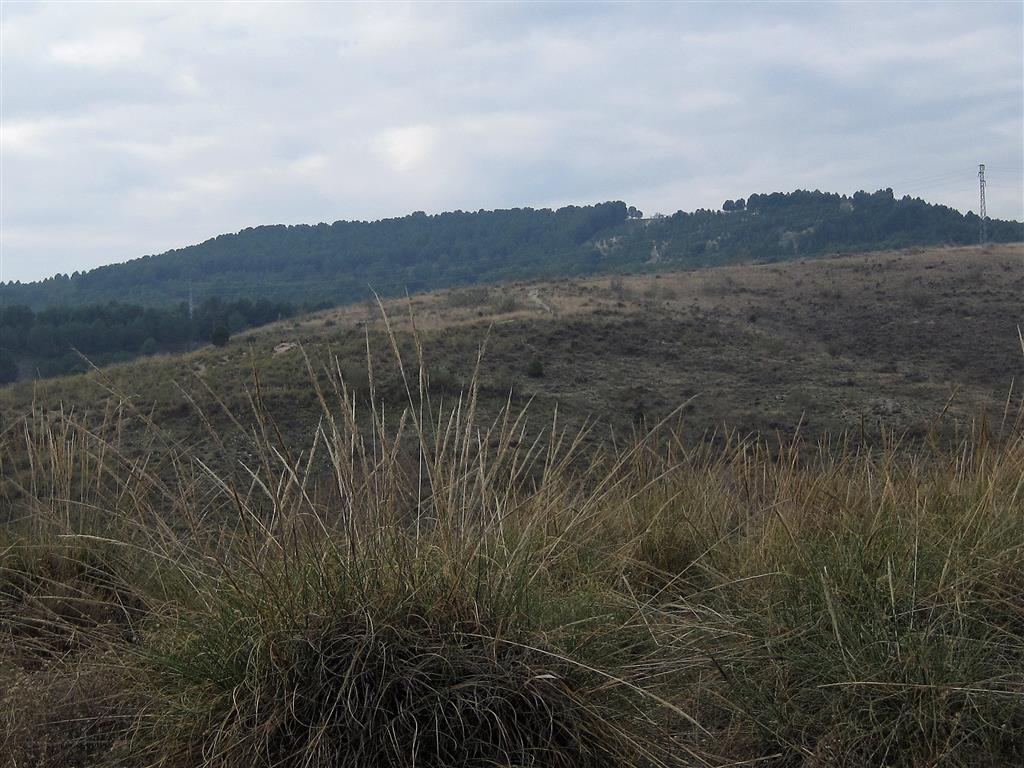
[{"x1": 1, "y1": 314, "x2": 1022, "y2": 767}]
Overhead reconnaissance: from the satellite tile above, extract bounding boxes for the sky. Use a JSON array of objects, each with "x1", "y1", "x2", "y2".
[{"x1": 1, "y1": 1, "x2": 1022, "y2": 284}]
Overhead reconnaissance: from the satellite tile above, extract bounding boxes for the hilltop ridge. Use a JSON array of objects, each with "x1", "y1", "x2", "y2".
[{"x1": 4, "y1": 189, "x2": 1021, "y2": 310}]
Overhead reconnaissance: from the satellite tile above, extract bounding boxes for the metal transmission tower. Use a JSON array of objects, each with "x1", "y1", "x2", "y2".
[{"x1": 978, "y1": 163, "x2": 987, "y2": 244}]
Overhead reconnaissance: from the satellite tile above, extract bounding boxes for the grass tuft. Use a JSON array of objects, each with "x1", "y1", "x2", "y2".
[{"x1": 2, "y1": 311, "x2": 1022, "y2": 767}]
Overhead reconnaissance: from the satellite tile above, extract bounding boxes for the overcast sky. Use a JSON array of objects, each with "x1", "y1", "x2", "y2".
[{"x1": 2, "y1": 1, "x2": 1022, "y2": 284}]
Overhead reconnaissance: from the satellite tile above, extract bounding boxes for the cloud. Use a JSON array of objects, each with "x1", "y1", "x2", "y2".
[
  {"x1": 0, "y1": 1, "x2": 1021, "y2": 283},
  {"x1": 374, "y1": 125, "x2": 440, "y2": 173},
  {"x1": 286, "y1": 153, "x2": 330, "y2": 176},
  {"x1": 49, "y1": 29, "x2": 145, "y2": 68},
  {"x1": 0, "y1": 119, "x2": 52, "y2": 155}
]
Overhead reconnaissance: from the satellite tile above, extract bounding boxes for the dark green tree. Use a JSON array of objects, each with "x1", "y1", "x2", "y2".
[
  {"x1": 211, "y1": 321, "x2": 230, "y2": 347},
  {"x1": 0, "y1": 350, "x2": 17, "y2": 384}
]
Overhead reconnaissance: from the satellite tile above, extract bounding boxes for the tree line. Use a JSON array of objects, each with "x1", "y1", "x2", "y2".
[
  {"x1": 0, "y1": 297, "x2": 294, "y2": 382},
  {"x1": 1, "y1": 203, "x2": 631, "y2": 310},
  {"x1": 2, "y1": 193, "x2": 1019, "y2": 316},
  {"x1": 624, "y1": 189, "x2": 1022, "y2": 266},
  {"x1": 1, "y1": 190, "x2": 1021, "y2": 383}
]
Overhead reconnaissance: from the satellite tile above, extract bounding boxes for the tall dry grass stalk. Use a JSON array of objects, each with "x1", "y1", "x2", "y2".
[{"x1": 1, "y1": 308, "x2": 1022, "y2": 767}]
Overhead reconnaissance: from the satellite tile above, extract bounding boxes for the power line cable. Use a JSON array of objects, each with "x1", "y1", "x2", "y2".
[
  {"x1": 888, "y1": 166, "x2": 1022, "y2": 191},
  {"x1": 898, "y1": 179, "x2": 970, "y2": 195},
  {"x1": 887, "y1": 170, "x2": 967, "y2": 188}
]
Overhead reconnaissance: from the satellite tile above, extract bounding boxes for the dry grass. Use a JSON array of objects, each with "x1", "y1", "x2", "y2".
[
  {"x1": 2, "y1": 244, "x2": 1021, "y2": 475},
  {"x1": 2, "y1": 308, "x2": 1023, "y2": 767}
]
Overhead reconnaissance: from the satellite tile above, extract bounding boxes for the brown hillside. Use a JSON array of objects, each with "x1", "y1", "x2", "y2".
[{"x1": 1, "y1": 244, "x2": 1021, "y2": 465}]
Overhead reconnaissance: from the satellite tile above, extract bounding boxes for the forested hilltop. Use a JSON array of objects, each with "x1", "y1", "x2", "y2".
[
  {"x1": 4, "y1": 189, "x2": 1021, "y2": 310},
  {"x1": 1, "y1": 189, "x2": 1020, "y2": 382}
]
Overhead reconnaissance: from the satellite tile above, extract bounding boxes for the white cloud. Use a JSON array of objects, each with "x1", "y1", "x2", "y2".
[
  {"x1": 0, "y1": 1, "x2": 1021, "y2": 283},
  {"x1": 287, "y1": 153, "x2": 330, "y2": 176},
  {"x1": 0, "y1": 119, "x2": 49, "y2": 154},
  {"x1": 374, "y1": 125, "x2": 440, "y2": 173},
  {"x1": 49, "y1": 29, "x2": 145, "y2": 68},
  {"x1": 171, "y1": 70, "x2": 202, "y2": 96},
  {"x1": 0, "y1": 115, "x2": 101, "y2": 156}
]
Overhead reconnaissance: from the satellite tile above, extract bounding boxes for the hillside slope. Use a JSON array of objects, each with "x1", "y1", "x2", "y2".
[
  {"x1": 3, "y1": 191, "x2": 1020, "y2": 310},
  {"x1": 2, "y1": 244, "x2": 1021, "y2": 473}
]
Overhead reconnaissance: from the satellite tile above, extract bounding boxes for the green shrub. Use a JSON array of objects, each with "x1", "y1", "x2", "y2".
[
  {"x1": 446, "y1": 286, "x2": 492, "y2": 308},
  {"x1": 211, "y1": 322, "x2": 230, "y2": 347},
  {"x1": 526, "y1": 356, "x2": 544, "y2": 378},
  {"x1": 2, "y1": 315, "x2": 1022, "y2": 767}
]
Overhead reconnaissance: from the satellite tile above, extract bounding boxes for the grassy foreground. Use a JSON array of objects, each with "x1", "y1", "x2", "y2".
[{"x1": 2, "y1": 324, "x2": 1023, "y2": 767}]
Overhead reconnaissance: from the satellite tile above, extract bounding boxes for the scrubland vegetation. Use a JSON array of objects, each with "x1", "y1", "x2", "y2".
[
  {"x1": 5, "y1": 244, "x2": 1021, "y2": 459},
  {"x1": 3, "y1": 191, "x2": 1021, "y2": 385},
  {"x1": 3, "y1": 314, "x2": 1022, "y2": 767}
]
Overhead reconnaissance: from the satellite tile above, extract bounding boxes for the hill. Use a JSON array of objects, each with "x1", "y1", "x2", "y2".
[
  {"x1": 2, "y1": 246, "x2": 1023, "y2": 767},
  {"x1": 2, "y1": 243, "x2": 1021, "y2": 474},
  {"x1": 3, "y1": 190, "x2": 1021, "y2": 311}
]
